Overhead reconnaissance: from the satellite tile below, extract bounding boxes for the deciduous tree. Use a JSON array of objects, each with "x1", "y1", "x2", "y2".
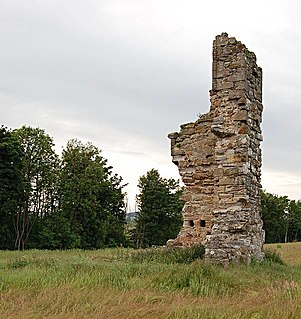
[
  {"x1": 0, "y1": 126, "x2": 25, "y2": 249},
  {"x1": 13, "y1": 126, "x2": 59, "y2": 249},
  {"x1": 135, "y1": 169, "x2": 183, "y2": 248},
  {"x1": 59, "y1": 139, "x2": 126, "y2": 249}
]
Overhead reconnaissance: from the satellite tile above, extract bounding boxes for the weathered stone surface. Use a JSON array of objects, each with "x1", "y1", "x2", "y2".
[{"x1": 167, "y1": 33, "x2": 265, "y2": 265}]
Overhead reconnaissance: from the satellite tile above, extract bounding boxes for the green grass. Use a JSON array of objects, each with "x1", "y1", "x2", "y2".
[
  {"x1": 1, "y1": 244, "x2": 301, "y2": 318},
  {"x1": 127, "y1": 244, "x2": 205, "y2": 264}
]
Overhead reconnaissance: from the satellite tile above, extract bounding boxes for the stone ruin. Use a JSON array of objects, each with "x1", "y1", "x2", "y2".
[{"x1": 168, "y1": 33, "x2": 265, "y2": 264}]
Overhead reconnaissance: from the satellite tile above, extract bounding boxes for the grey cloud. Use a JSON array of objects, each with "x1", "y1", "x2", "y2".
[{"x1": 1, "y1": 0, "x2": 301, "y2": 202}]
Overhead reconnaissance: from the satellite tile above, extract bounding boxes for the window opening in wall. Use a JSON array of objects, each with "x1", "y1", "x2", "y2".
[
  {"x1": 189, "y1": 220, "x2": 194, "y2": 227},
  {"x1": 200, "y1": 220, "x2": 206, "y2": 227}
]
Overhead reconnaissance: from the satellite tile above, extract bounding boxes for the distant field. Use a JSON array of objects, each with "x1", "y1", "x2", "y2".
[
  {"x1": 1, "y1": 244, "x2": 301, "y2": 319},
  {"x1": 265, "y1": 242, "x2": 301, "y2": 266}
]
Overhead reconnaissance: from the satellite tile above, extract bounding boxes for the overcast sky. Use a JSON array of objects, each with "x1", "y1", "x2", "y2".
[{"x1": 1, "y1": 0, "x2": 301, "y2": 209}]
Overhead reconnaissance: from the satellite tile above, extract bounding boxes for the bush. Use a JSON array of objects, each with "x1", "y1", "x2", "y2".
[{"x1": 28, "y1": 214, "x2": 80, "y2": 250}]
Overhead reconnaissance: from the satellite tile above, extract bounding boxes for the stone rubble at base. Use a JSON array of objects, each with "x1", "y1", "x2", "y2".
[{"x1": 167, "y1": 33, "x2": 265, "y2": 264}]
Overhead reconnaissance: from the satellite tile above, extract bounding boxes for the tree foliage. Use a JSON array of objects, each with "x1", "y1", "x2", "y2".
[
  {"x1": 287, "y1": 200, "x2": 301, "y2": 242},
  {"x1": 59, "y1": 139, "x2": 126, "y2": 249},
  {"x1": 3, "y1": 124, "x2": 301, "y2": 251},
  {"x1": 12, "y1": 126, "x2": 59, "y2": 250},
  {"x1": 0, "y1": 127, "x2": 25, "y2": 249},
  {"x1": 0, "y1": 126, "x2": 127, "y2": 250},
  {"x1": 261, "y1": 191, "x2": 301, "y2": 243},
  {"x1": 135, "y1": 169, "x2": 183, "y2": 248}
]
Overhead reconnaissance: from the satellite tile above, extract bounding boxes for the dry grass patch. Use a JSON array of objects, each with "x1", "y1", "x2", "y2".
[
  {"x1": 1, "y1": 287, "x2": 204, "y2": 319},
  {"x1": 2, "y1": 284, "x2": 301, "y2": 319}
]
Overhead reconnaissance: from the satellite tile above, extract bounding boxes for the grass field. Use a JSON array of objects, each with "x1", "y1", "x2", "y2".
[{"x1": 1, "y1": 243, "x2": 301, "y2": 319}]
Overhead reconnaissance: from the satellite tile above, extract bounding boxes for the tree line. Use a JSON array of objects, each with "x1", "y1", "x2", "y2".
[
  {"x1": 261, "y1": 191, "x2": 301, "y2": 243},
  {"x1": 0, "y1": 126, "x2": 127, "y2": 250},
  {"x1": 1, "y1": 125, "x2": 300, "y2": 250},
  {"x1": 0, "y1": 125, "x2": 183, "y2": 250}
]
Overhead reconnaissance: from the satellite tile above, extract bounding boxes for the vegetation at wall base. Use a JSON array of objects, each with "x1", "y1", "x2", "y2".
[
  {"x1": 263, "y1": 249, "x2": 285, "y2": 265},
  {"x1": 128, "y1": 244, "x2": 205, "y2": 264}
]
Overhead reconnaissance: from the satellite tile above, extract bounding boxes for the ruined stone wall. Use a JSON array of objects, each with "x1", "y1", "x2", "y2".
[{"x1": 168, "y1": 33, "x2": 265, "y2": 264}]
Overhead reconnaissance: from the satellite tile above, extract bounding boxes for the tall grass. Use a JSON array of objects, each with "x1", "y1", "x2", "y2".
[
  {"x1": 0, "y1": 243, "x2": 301, "y2": 318},
  {"x1": 263, "y1": 248, "x2": 285, "y2": 265},
  {"x1": 127, "y1": 245, "x2": 205, "y2": 264}
]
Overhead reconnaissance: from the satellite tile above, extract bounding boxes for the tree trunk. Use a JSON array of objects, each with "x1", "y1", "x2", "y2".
[{"x1": 14, "y1": 204, "x2": 30, "y2": 250}]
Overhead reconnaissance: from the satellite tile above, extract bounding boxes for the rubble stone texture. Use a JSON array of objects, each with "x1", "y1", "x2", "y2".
[{"x1": 168, "y1": 33, "x2": 265, "y2": 264}]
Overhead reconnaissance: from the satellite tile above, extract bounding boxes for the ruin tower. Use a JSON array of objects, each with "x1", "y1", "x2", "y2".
[{"x1": 168, "y1": 33, "x2": 265, "y2": 264}]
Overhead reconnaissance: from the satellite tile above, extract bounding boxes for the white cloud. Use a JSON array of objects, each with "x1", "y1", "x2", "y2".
[{"x1": 262, "y1": 170, "x2": 301, "y2": 200}]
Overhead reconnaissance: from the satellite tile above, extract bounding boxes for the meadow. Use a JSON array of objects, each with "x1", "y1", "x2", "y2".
[{"x1": 1, "y1": 243, "x2": 301, "y2": 319}]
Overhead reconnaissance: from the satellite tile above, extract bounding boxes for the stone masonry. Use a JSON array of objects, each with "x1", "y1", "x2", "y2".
[{"x1": 168, "y1": 33, "x2": 265, "y2": 264}]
